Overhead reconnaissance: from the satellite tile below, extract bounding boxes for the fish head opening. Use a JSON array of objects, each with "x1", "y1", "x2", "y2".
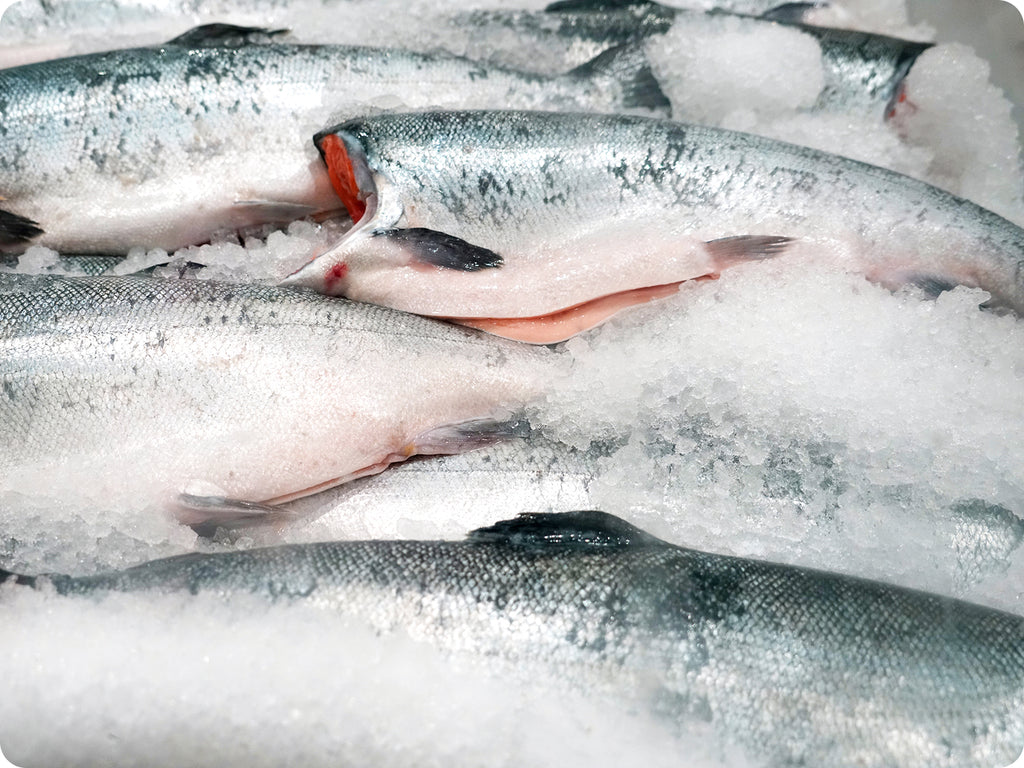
[{"x1": 313, "y1": 127, "x2": 376, "y2": 224}]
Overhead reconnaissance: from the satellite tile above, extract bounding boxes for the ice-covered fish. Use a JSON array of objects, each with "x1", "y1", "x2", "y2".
[
  {"x1": 3, "y1": 510, "x2": 1022, "y2": 768},
  {"x1": 0, "y1": 27, "x2": 666, "y2": 254},
  {"x1": 450, "y1": 0, "x2": 931, "y2": 118},
  {"x1": 284, "y1": 110, "x2": 1024, "y2": 342},
  {"x1": 0, "y1": 274, "x2": 556, "y2": 522}
]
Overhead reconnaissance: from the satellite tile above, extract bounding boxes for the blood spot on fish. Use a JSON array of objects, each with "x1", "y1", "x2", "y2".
[
  {"x1": 318, "y1": 133, "x2": 366, "y2": 222},
  {"x1": 325, "y1": 262, "x2": 348, "y2": 289}
]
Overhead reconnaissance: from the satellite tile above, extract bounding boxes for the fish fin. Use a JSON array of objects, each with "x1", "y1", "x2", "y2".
[
  {"x1": 545, "y1": 0, "x2": 658, "y2": 12},
  {"x1": 904, "y1": 273, "x2": 960, "y2": 299},
  {"x1": 569, "y1": 44, "x2": 671, "y2": 116},
  {"x1": 166, "y1": 23, "x2": 289, "y2": 47},
  {"x1": 373, "y1": 228, "x2": 504, "y2": 271},
  {"x1": 410, "y1": 416, "x2": 532, "y2": 454},
  {"x1": 758, "y1": 2, "x2": 827, "y2": 22},
  {"x1": 0, "y1": 566, "x2": 37, "y2": 588},
  {"x1": 176, "y1": 494, "x2": 298, "y2": 538},
  {"x1": 233, "y1": 199, "x2": 319, "y2": 223},
  {"x1": 705, "y1": 235, "x2": 793, "y2": 268},
  {"x1": 0, "y1": 209, "x2": 43, "y2": 247},
  {"x1": 468, "y1": 511, "x2": 662, "y2": 551},
  {"x1": 453, "y1": 282, "x2": 683, "y2": 344}
]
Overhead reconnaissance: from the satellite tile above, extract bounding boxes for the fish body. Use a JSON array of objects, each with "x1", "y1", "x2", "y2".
[
  {"x1": 281, "y1": 436, "x2": 598, "y2": 540},
  {"x1": 0, "y1": 34, "x2": 665, "y2": 253},
  {"x1": 0, "y1": 274, "x2": 554, "y2": 512},
  {"x1": 451, "y1": 1, "x2": 930, "y2": 118},
  {"x1": 5, "y1": 510, "x2": 1022, "y2": 768},
  {"x1": 285, "y1": 110, "x2": 1024, "y2": 341}
]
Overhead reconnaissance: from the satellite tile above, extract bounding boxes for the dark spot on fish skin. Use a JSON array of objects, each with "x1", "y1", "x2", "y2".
[{"x1": 2, "y1": 380, "x2": 16, "y2": 402}]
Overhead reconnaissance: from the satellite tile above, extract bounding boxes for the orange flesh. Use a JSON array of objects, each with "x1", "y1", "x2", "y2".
[
  {"x1": 451, "y1": 282, "x2": 685, "y2": 344},
  {"x1": 319, "y1": 133, "x2": 366, "y2": 222}
]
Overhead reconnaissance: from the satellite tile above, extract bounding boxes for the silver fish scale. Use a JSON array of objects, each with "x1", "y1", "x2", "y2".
[
  {"x1": 47, "y1": 525, "x2": 1024, "y2": 768},
  {"x1": 0, "y1": 274, "x2": 548, "y2": 503},
  {"x1": 0, "y1": 44, "x2": 641, "y2": 252},
  {"x1": 346, "y1": 110, "x2": 1024, "y2": 312}
]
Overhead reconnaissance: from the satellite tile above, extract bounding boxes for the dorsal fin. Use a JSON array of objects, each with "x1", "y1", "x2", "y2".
[
  {"x1": 166, "y1": 24, "x2": 289, "y2": 48},
  {"x1": 545, "y1": 0, "x2": 660, "y2": 12},
  {"x1": 467, "y1": 511, "x2": 663, "y2": 551}
]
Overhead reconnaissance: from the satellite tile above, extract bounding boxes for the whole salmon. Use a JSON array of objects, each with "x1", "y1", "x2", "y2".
[
  {"x1": 284, "y1": 110, "x2": 1024, "y2": 342},
  {"x1": 2, "y1": 510, "x2": 1022, "y2": 768},
  {"x1": 0, "y1": 28, "x2": 666, "y2": 253},
  {"x1": 0, "y1": 274, "x2": 556, "y2": 523}
]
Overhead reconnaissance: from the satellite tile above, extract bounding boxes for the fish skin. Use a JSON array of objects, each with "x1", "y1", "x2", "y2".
[
  {"x1": 451, "y1": 1, "x2": 931, "y2": 118},
  {"x1": 5, "y1": 509, "x2": 1022, "y2": 768},
  {"x1": 284, "y1": 110, "x2": 1024, "y2": 335},
  {"x1": 0, "y1": 274, "x2": 556, "y2": 511},
  {"x1": 0, "y1": 37, "x2": 666, "y2": 254},
  {"x1": 271, "y1": 436, "x2": 600, "y2": 540},
  {"x1": 275, "y1": 438, "x2": 1024, "y2": 595}
]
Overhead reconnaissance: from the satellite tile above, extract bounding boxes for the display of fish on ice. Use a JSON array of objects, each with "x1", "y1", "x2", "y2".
[
  {"x1": 1, "y1": 510, "x2": 1022, "y2": 768},
  {"x1": 445, "y1": 0, "x2": 932, "y2": 118},
  {"x1": 0, "y1": 274, "x2": 558, "y2": 523},
  {"x1": 0, "y1": 0, "x2": 829, "y2": 63},
  {"x1": 283, "y1": 110, "x2": 1024, "y2": 342},
  {"x1": 0, "y1": 25, "x2": 666, "y2": 254}
]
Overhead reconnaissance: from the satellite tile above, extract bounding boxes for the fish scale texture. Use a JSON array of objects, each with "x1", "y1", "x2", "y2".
[
  {"x1": 0, "y1": 43, "x2": 645, "y2": 253},
  {"x1": 45, "y1": 519, "x2": 1024, "y2": 768},
  {"x1": 311, "y1": 110, "x2": 1024, "y2": 319},
  {"x1": 0, "y1": 274, "x2": 551, "y2": 506}
]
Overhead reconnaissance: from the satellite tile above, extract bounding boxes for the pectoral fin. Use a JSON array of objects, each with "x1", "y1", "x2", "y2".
[
  {"x1": 374, "y1": 228, "x2": 504, "y2": 271},
  {"x1": 176, "y1": 494, "x2": 297, "y2": 538},
  {"x1": 233, "y1": 199, "x2": 319, "y2": 223}
]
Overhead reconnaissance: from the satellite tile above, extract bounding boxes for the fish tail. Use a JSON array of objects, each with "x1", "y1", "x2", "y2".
[
  {"x1": 568, "y1": 44, "x2": 671, "y2": 116},
  {"x1": 0, "y1": 209, "x2": 43, "y2": 248}
]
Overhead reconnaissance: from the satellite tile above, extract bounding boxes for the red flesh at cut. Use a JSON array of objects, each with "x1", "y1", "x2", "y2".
[{"x1": 320, "y1": 133, "x2": 366, "y2": 222}]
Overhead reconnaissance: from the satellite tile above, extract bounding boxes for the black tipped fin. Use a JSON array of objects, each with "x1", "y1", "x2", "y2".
[
  {"x1": 546, "y1": 0, "x2": 658, "y2": 11},
  {"x1": 759, "y1": 2, "x2": 826, "y2": 23},
  {"x1": 468, "y1": 511, "x2": 663, "y2": 551},
  {"x1": 0, "y1": 566, "x2": 37, "y2": 588},
  {"x1": 569, "y1": 44, "x2": 672, "y2": 116},
  {"x1": 374, "y1": 228, "x2": 503, "y2": 271},
  {"x1": 706, "y1": 235, "x2": 793, "y2": 266},
  {"x1": 0, "y1": 209, "x2": 43, "y2": 246},
  {"x1": 166, "y1": 24, "x2": 289, "y2": 47},
  {"x1": 176, "y1": 494, "x2": 297, "y2": 539}
]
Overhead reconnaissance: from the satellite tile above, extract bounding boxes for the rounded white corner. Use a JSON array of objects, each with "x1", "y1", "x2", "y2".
[{"x1": 994, "y1": 0, "x2": 1024, "y2": 24}]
